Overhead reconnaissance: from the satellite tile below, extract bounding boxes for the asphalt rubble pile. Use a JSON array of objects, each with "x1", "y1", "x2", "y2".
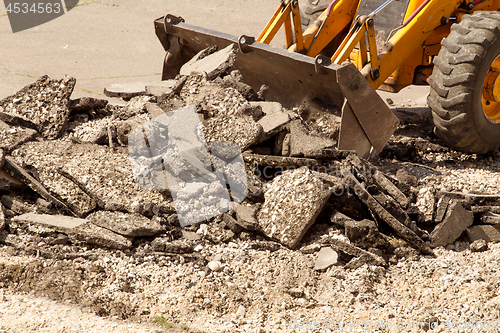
[{"x1": 1, "y1": 45, "x2": 500, "y2": 330}]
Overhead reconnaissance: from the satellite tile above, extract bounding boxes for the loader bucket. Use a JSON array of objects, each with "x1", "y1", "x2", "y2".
[{"x1": 154, "y1": 15, "x2": 399, "y2": 158}]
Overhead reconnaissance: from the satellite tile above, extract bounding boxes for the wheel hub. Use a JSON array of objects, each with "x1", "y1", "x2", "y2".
[
  {"x1": 483, "y1": 68, "x2": 500, "y2": 102},
  {"x1": 482, "y1": 56, "x2": 500, "y2": 123}
]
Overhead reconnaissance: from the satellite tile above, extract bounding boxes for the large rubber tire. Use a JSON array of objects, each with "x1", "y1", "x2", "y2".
[
  {"x1": 428, "y1": 11, "x2": 500, "y2": 154},
  {"x1": 299, "y1": 0, "x2": 331, "y2": 30}
]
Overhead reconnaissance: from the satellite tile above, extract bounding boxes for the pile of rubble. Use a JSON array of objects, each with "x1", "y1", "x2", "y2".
[{"x1": 1, "y1": 45, "x2": 500, "y2": 330}]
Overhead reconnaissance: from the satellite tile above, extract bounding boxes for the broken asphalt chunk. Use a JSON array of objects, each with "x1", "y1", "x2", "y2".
[
  {"x1": 242, "y1": 154, "x2": 321, "y2": 168},
  {"x1": 346, "y1": 174, "x2": 433, "y2": 255},
  {"x1": 234, "y1": 204, "x2": 259, "y2": 231},
  {"x1": 87, "y1": 211, "x2": 165, "y2": 237},
  {"x1": 69, "y1": 97, "x2": 108, "y2": 114},
  {"x1": 255, "y1": 110, "x2": 291, "y2": 144},
  {"x1": 479, "y1": 212, "x2": 500, "y2": 225},
  {"x1": 13, "y1": 213, "x2": 87, "y2": 232},
  {"x1": 344, "y1": 218, "x2": 389, "y2": 249},
  {"x1": 348, "y1": 154, "x2": 409, "y2": 209},
  {"x1": 104, "y1": 81, "x2": 172, "y2": 100},
  {"x1": 151, "y1": 238, "x2": 194, "y2": 254},
  {"x1": 325, "y1": 238, "x2": 386, "y2": 267},
  {"x1": 0, "y1": 108, "x2": 38, "y2": 131},
  {"x1": 4, "y1": 156, "x2": 71, "y2": 213},
  {"x1": 145, "y1": 81, "x2": 176, "y2": 97},
  {"x1": 466, "y1": 225, "x2": 500, "y2": 243},
  {"x1": 203, "y1": 114, "x2": 263, "y2": 151},
  {"x1": 71, "y1": 222, "x2": 133, "y2": 250},
  {"x1": 0, "y1": 75, "x2": 76, "y2": 139},
  {"x1": 0, "y1": 124, "x2": 38, "y2": 153},
  {"x1": 257, "y1": 167, "x2": 331, "y2": 249},
  {"x1": 429, "y1": 200, "x2": 473, "y2": 248},
  {"x1": 180, "y1": 44, "x2": 237, "y2": 80},
  {"x1": 368, "y1": 184, "x2": 426, "y2": 240},
  {"x1": 12, "y1": 212, "x2": 132, "y2": 250},
  {"x1": 372, "y1": 169, "x2": 409, "y2": 210}
]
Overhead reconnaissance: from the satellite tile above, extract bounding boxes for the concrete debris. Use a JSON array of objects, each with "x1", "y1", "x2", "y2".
[
  {"x1": 69, "y1": 117, "x2": 113, "y2": 145},
  {"x1": 145, "y1": 102, "x2": 165, "y2": 119},
  {"x1": 258, "y1": 167, "x2": 331, "y2": 248},
  {"x1": 180, "y1": 77, "x2": 250, "y2": 118},
  {"x1": 249, "y1": 101, "x2": 283, "y2": 115},
  {"x1": 11, "y1": 141, "x2": 168, "y2": 216},
  {"x1": 87, "y1": 211, "x2": 165, "y2": 237},
  {"x1": 314, "y1": 246, "x2": 338, "y2": 271},
  {"x1": 429, "y1": 200, "x2": 473, "y2": 248},
  {"x1": 180, "y1": 44, "x2": 237, "y2": 80},
  {"x1": 466, "y1": 225, "x2": 500, "y2": 243}
]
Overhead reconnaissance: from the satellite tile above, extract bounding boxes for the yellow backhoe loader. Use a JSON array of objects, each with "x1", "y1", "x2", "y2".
[{"x1": 155, "y1": 0, "x2": 500, "y2": 158}]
